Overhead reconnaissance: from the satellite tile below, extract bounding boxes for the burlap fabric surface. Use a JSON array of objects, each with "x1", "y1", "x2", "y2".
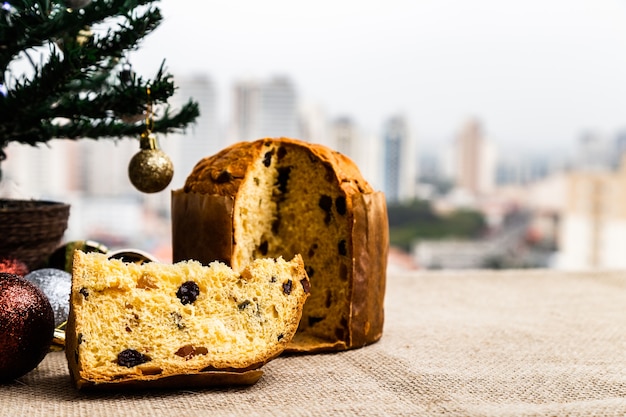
[{"x1": 2, "y1": 269, "x2": 626, "y2": 416}]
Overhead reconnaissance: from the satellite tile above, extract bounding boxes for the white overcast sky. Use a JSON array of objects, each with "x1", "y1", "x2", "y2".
[{"x1": 131, "y1": 0, "x2": 626, "y2": 154}]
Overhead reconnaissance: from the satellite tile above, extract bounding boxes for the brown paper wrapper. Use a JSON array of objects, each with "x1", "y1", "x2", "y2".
[
  {"x1": 349, "y1": 191, "x2": 388, "y2": 348},
  {"x1": 172, "y1": 189, "x2": 234, "y2": 266},
  {"x1": 171, "y1": 189, "x2": 388, "y2": 352}
]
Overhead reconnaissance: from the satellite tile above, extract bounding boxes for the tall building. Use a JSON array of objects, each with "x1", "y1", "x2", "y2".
[
  {"x1": 299, "y1": 101, "x2": 329, "y2": 146},
  {"x1": 496, "y1": 155, "x2": 553, "y2": 186},
  {"x1": 163, "y1": 74, "x2": 220, "y2": 190},
  {"x1": 230, "y1": 76, "x2": 298, "y2": 143},
  {"x1": 2, "y1": 138, "x2": 77, "y2": 199},
  {"x1": 450, "y1": 118, "x2": 496, "y2": 196},
  {"x1": 79, "y1": 138, "x2": 137, "y2": 197},
  {"x1": 555, "y1": 155, "x2": 626, "y2": 269},
  {"x1": 329, "y1": 117, "x2": 358, "y2": 159},
  {"x1": 259, "y1": 77, "x2": 298, "y2": 138},
  {"x1": 231, "y1": 79, "x2": 260, "y2": 143},
  {"x1": 382, "y1": 115, "x2": 417, "y2": 202},
  {"x1": 574, "y1": 131, "x2": 612, "y2": 172},
  {"x1": 613, "y1": 130, "x2": 626, "y2": 169}
]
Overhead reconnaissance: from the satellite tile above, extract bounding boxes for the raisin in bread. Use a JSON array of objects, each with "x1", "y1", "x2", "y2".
[
  {"x1": 172, "y1": 137, "x2": 388, "y2": 353},
  {"x1": 65, "y1": 250, "x2": 310, "y2": 390}
]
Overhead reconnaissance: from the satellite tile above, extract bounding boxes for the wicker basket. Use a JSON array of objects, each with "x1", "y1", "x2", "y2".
[{"x1": 0, "y1": 199, "x2": 70, "y2": 270}]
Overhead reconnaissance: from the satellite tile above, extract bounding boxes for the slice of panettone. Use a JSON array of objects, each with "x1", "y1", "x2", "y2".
[{"x1": 65, "y1": 250, "x2": 310, "y2": 390}]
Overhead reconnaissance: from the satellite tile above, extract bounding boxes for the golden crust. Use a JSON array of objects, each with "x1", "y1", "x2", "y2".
[
  {"x1": 184, "y1": 140, "x2": 266, "y2": 196},
  {"x1": 71, "y1": 365, "x2": 264, "y2": 391},
  {"x1": 183, "y1": 137, "x2": 373, "y2": 197}
]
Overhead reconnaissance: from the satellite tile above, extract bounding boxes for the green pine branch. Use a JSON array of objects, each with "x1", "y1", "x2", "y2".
[
  {"x1": 0, "y1": 0, "x2": 200, "y2": 161},
  {"x1": 1, "y1": 0, "x2": 159, "y2": 68}
]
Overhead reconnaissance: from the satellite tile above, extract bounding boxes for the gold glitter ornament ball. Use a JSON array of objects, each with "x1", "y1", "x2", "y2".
[{"x1": 128, "y1": 134, "x2": 174, "y2": 193}]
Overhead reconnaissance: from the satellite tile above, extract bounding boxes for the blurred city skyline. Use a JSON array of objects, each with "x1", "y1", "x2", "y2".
[
  {"x1": 129, "y1": 0, "x2": 626, "y2": 154},
  {"x1": 6, "y1": 0, "x2": 626, "y2": 271},
  {"x1": 4, "y1": 69, "x2": 626, "y2": 271}
]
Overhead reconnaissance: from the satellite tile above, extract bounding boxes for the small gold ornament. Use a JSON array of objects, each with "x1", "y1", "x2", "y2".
[
  {"x1": 55, "y1": 25, "x2": 92, "y2": 52},
  {"x1": 75, "y1": 26, "x2": 92, "y2": 46},
  {"x1": 128, "y1": 86, "x2": 174, "y2": 193},
  {"x1": 128, "y1": 133, "x2": 174, "y2": 193}
]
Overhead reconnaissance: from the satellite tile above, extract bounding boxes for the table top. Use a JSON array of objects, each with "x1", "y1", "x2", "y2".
[{"x1": 2, "y1": 268, "x2": 626, "y2": 416}]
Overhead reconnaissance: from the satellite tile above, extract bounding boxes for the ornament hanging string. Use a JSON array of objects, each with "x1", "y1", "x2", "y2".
[{"x1": 145, "y1": 85, "x2": 154, "y2": 134}]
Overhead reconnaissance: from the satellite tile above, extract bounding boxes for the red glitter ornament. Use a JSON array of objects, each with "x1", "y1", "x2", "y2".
[
  {"x1": 0, "y1": 273, "x2": 55, "y2": 382},
  {"x1": 0, "y1": 258, "x2": 29, "y2": 277}
]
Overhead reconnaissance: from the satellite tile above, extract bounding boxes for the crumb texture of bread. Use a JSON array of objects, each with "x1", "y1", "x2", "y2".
[
  {"x1": 65, "y1": 250, "x2": 309, "y2": 388},
  {"x1": 173, "y1": 137, "x2": 388, "y2": 352}
]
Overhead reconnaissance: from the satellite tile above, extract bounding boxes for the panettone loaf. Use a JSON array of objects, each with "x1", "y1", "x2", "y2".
[
  {"x1": 65, "y1": 250, "x2": 310, "y2": 390},
  {"x1": 172, "y1": 137, "x2": 388, "y2": 352}
]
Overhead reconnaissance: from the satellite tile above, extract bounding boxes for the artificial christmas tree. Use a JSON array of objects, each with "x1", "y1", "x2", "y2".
[
  {"x1": 0, "y1": 0, "x2": 200, "y2": 267},
  {"x1": 0, "y1": 0, "x2": 199, "y2": 184}
]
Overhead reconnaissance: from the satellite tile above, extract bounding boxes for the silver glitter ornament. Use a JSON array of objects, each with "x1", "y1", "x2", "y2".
[{"x1": 24, "y1": 268, "x2": 71, "y2": 327}]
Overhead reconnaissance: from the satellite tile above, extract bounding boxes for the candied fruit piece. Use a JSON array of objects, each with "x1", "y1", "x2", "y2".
[
  {"x1": 305, "y1": 266, "x2": 315, "y2": 278},
  {"x1": 282, "y1": 279, "x2": 293, "y2": 295},
  {"x1": 175, "y1": 345, "x2": 194, "y2": 358},
  {"x1": 276, "y1": 166, "x2": 291, "y2": 193},
  {"x1": 300, "y1": 278, "x2": 311, "y2": 294},
  {"x1": 277, "y1": 146, "x2": 287, "y2": 160},
  {"x1": 117, "y1": 349, "x2": 151, "y2": 368},
  {"x1": 175, "y1": 344, "x2": 209, "y2": 360},
  {"x1": 137, "y1": 273, "x2": 158, "y2": 289},
  {"x1": 138, "y1": 365, "x2": 163, "y2": 375},
  {"x1": 238, "y1": 300, "x2": 252, "y2": 310},
  {"x1": 215, "y1": 170, "x2": 233, "y2": 183},
  {"x1": 272, "y1": 217, "x2": 281, "y2": 234},
  {"x1": 176, "y1": 281, "x2": 200, "y2": 305},
  {"x1": 318, "y1": 195, "x2": 332, "y2": 212},
  {"x1": 335, "y1": 196, "x2": 347, "y2": 215},
  {"x1": 263, "y1": 150, "x2": 274, "y2": 167},
  {"x1": 318, "y1": 195, "x2": 333, "y2": 224},
  {"x1": 308, "y1": 316, "x2": 324, "y2": 326},
  {"x1": 307, "y1": 243, "x2": 318, "y2": 258},
  {"x1": 258, "y1": 240, "x2": 269, "y2": 256},
  {"x1": 338, "y1": 239, "x2": 347, "y2": 256}
]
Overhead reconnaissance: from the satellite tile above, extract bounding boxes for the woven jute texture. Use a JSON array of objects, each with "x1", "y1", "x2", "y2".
[{"x1": 2, "y1": 269, "x2": 626, "y2": 416}]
